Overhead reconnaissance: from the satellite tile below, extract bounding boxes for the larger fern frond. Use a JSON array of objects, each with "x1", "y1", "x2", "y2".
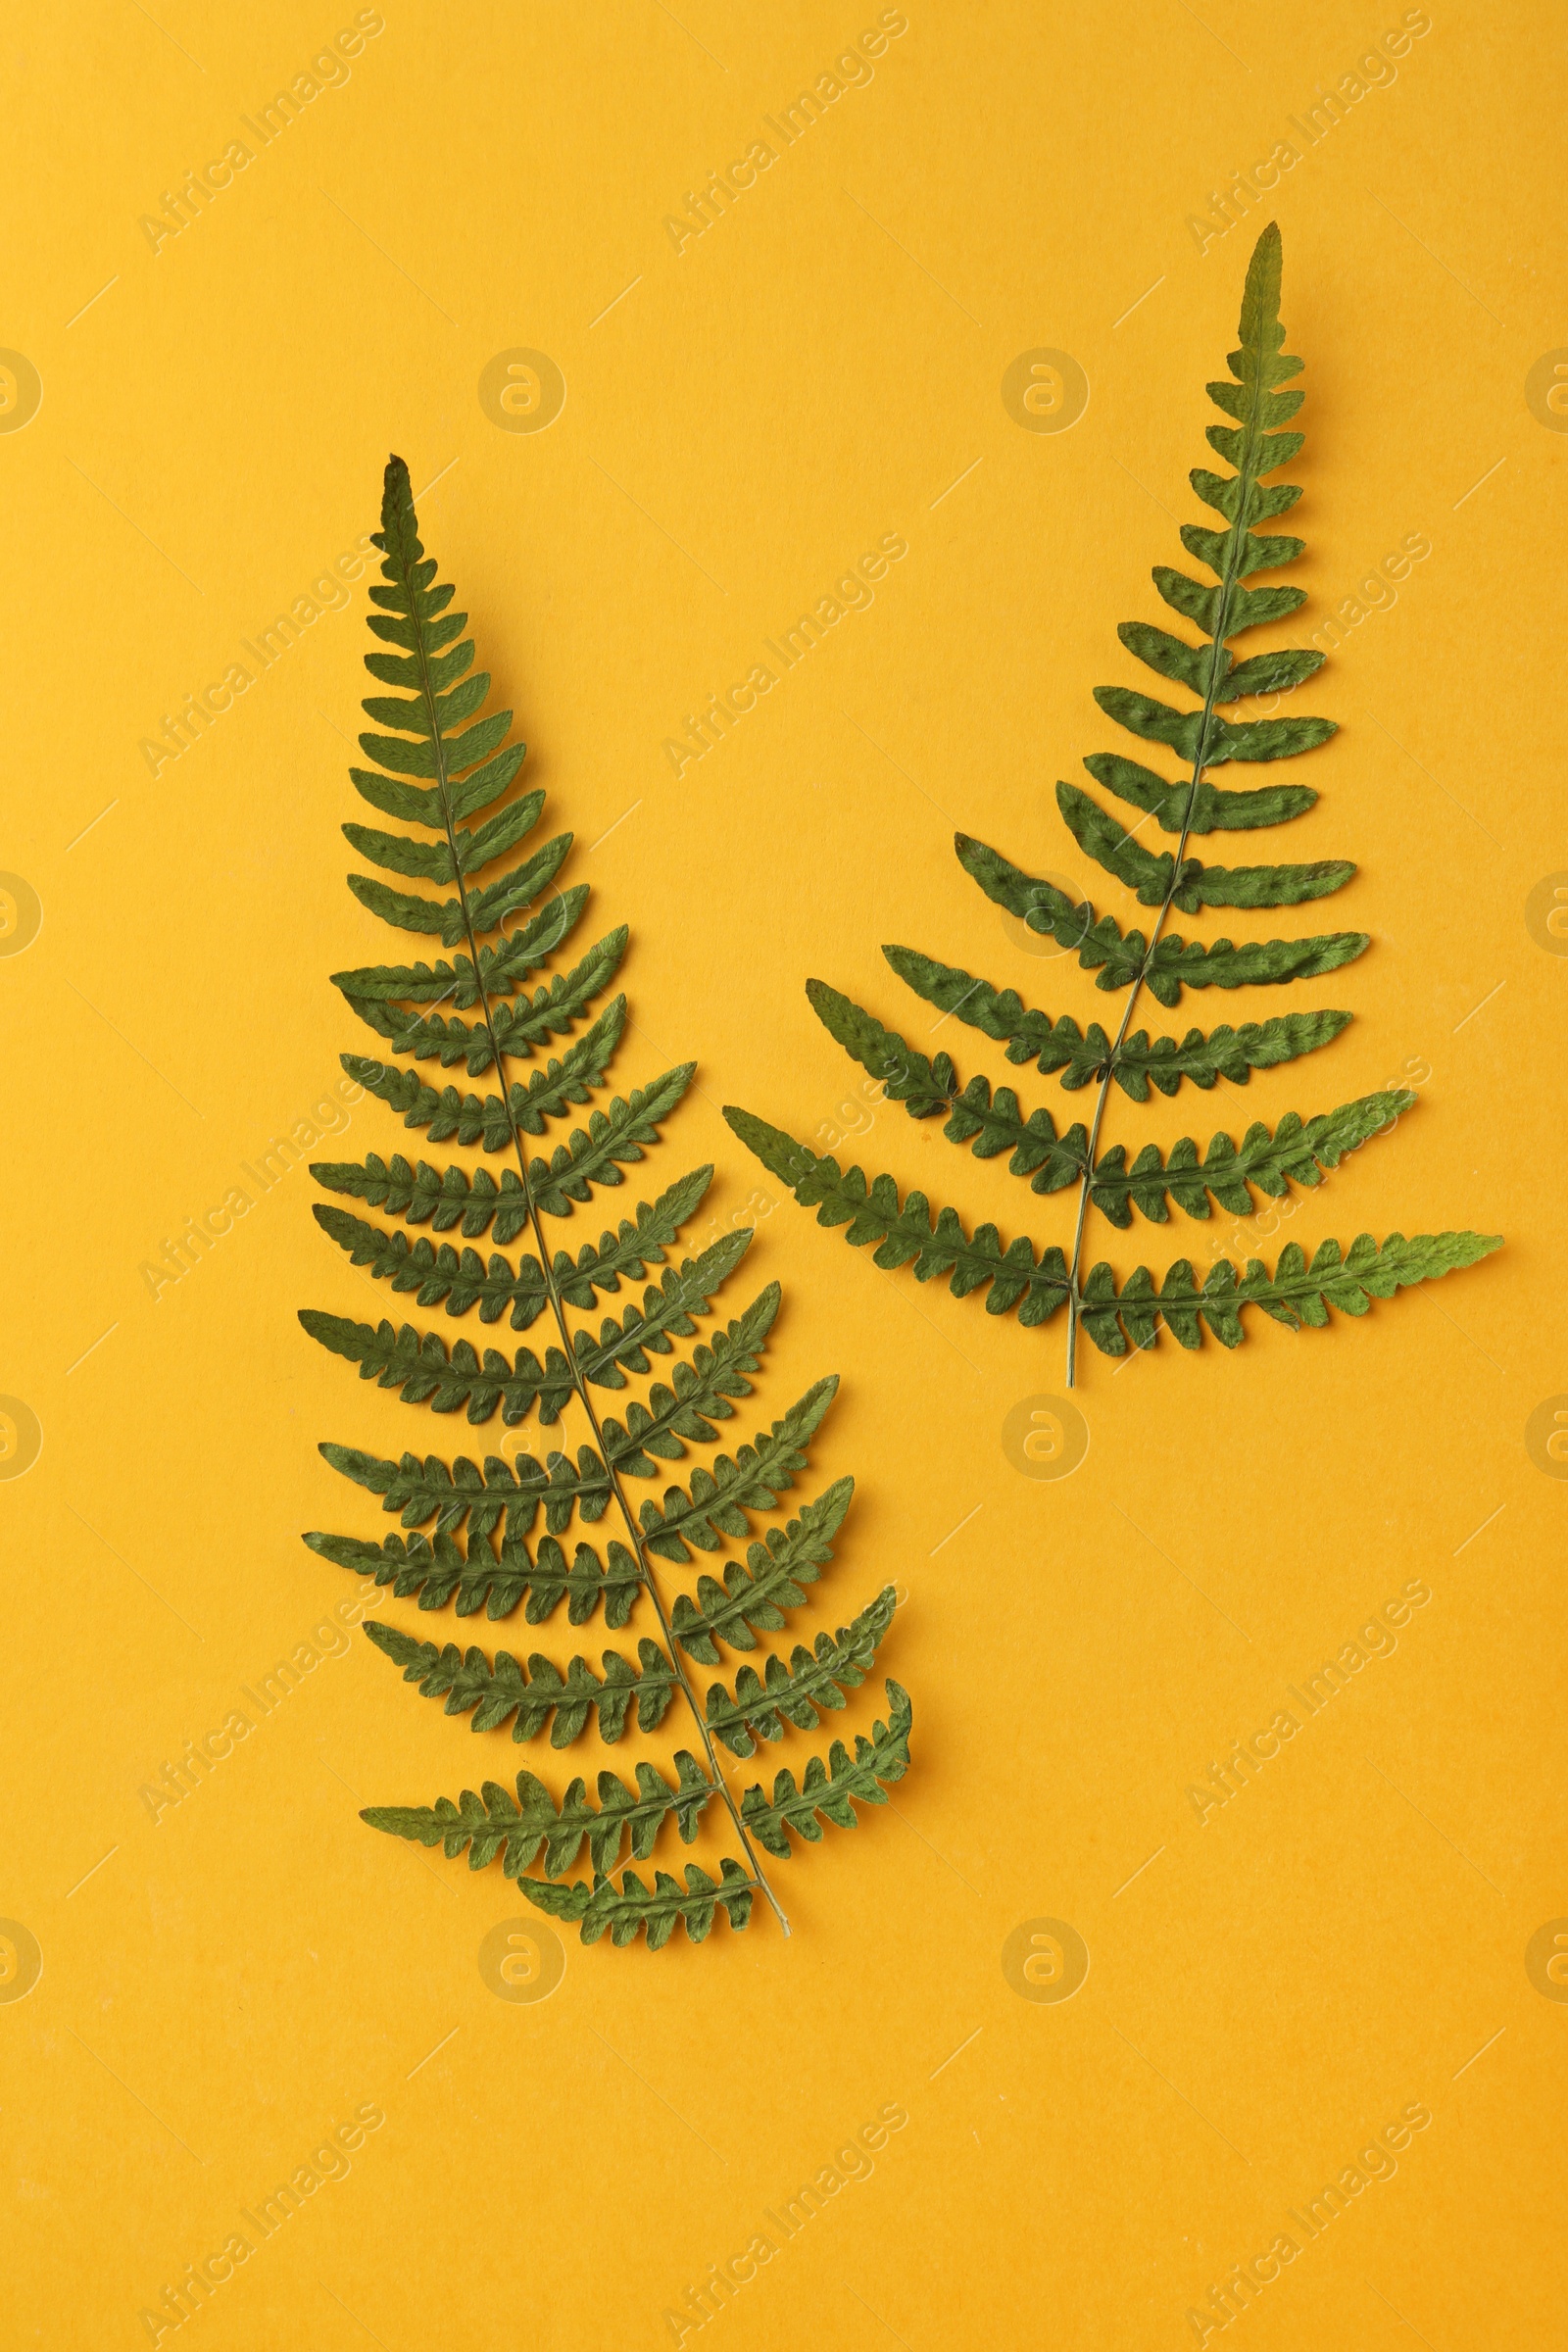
[
  {"x1": 725, "y1": 222, "x2": 1500, "y2": 1384},
  {"x1": 300, "y1": 457, "x2": 911, "y2": 1946}
]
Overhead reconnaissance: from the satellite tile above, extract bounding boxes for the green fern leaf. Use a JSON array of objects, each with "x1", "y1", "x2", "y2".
[
  {"x1": 311, "y1": 1152, "x2": 533, "y2": 1242},
  {"x1": 1087, "y1": 1091, "x2": 1414, "y2": 1226},
  {"x1": 524, "y1": 1069, "x2": 699, "y2": 1216},
  {"x1": 306, "y1": 1523, "x2": 642, "y2": 1624},
  {"x1": 361, "y1": 1751, "x2": 715, "y2": 1879},
  {"x1": 347, "y1": 926, "x2": 626, "y2": 1072},
  {"x1": 363, "y1": 1618, "x2": 679, "y2": 1744},
  {"x1": 1108, "y1": 1009, "x2": 1352, "y2": 1101},
  {"x1": 306, "y1": 456, "x2": 909, "y2": 1944},
  {"x1": 704, "y1": 1587, "x2": 897, "y2": 1756},
  {"x1": 670, "y1": 1480, "x2": 854, "y2": 1663},
  {"x1": 954, "y1": 832, "x2": 1366, "y2": 1004},
  {"x1": 742, "y1": 1681, "x2": 913, "y2": 1857},
  {"x1": 636, "y1": 1375, "x2": 840, "y2": 1560},
  {"x1": 726, "y1": 223, "x2": 1500, "y2": 1384},
  {"x1": 724, "y1": 1111, "x2": 1070, "y2": 1325},
  {"x1": 1056, "y1": 781, "x2": 1354, "y2": 911},
  {"x1": 1081, "y1": 752, "x2": 1318, "y2": 834},
  {"x1": 520, "y1": 1860, "x2": 756, "y2": 1950},
  {"x1": 312, "y1": 1205, "x2": 552, "y2": 1327},
  {"x1": 299, "y1": 1309, "x2": 576, "y2": 1426},
  {"x1": 330, "y1": 882, "x2": 586, "y2": 1004},
  {"x1": 802, "y1": 984, "x2": 1409, "y2": 1225},
  {"x1": 341, "y1": 995, "x2": 627, "y2": 1152},
  {"x1": 317, "y1": 1438, "x2": 613, "y2": 1538},
  {"x1": 1078, "y1": 1230, "x2": 1502, "y2": 1356}
]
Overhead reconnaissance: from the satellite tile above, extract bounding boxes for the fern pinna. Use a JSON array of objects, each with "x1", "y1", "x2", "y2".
[
  {"x1": 298, "y1": 458, "x2": 910, "y2": 1949},
  {"x1": 725, "y1": 224, "x2": 1499, "y2": 1387}
]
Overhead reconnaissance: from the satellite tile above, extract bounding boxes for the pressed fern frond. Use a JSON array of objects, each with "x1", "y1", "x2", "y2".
[
  {"x1": 725, "y1": 223, "x2": 1500, "y2": 1384},
  {"x1": 301, "y1": 458, "x2": 911, "y2": 1947}
]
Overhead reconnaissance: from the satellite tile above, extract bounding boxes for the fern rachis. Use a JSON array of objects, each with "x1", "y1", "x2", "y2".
[
  {"x1": 299, "y1": 459, "x2": 910, "y2": 1947},
  {"x1": 725, "y1": 223, "x2": 1499, "y2": 1385}
]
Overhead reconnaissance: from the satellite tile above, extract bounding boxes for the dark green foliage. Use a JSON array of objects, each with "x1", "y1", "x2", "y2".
[
  {"x1": 306, "y1": 1523, "x2": 642, "y2": 1624},
  {"x1": 520, "y1": 1859, "x2": 757, "y2": 1949},
  {"x1": 363, "y1": 1752, "x2": 716, "y2": 1878},
  {"x1": 724, "y1": 223, "x2": 1499, "y2": 1383},
  {"x1": 703, "y1": 1588, "x2": 898, "y2": 1756},
  {"x1": 743, "y1": 1684, "x2": 913, "y2": 1858},
  {"x1": 363, "y1": 1618, "x2": 680, "y2": 1744},
  {"x1": 727, "y1": 1111, "x2": 1071, "y2": 1327},
  {"x1": 301, "y1": 457, "x2": 910, "y2": 1946}
]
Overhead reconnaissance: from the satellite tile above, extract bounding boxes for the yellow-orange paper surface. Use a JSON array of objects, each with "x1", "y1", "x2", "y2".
[{"x1": 3, "y1": 5, "x2": 1563, "y2": 2346}]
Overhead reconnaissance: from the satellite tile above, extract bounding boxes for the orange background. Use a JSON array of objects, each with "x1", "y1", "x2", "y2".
[{"x1": 1, "y1": 4, "x2": 1563, "y2": 2346}]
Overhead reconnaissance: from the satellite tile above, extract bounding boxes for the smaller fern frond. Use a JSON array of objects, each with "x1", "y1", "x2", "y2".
[
  {"x1": 345, "y1": 925, "x2": 627, "y2": 1070},
  {"x1": 1080, "y1": 753, "x2": 1316, "y2": 834},
  {"x1": 297, "y1": 1310, "x2": 577, "y2": 1426},
  {"x1": 882, "y1": 948, "x2": 1109, "y2": 1085},
  {"x1": 880, "y1": 945, "x2": 1352, "y2": 1095},
  {"x1": 523, "y1": 1070, "x2": 699, "y2": 1216},
  {"x1": 742, "y1": 1682, "x2": 913, "y2": 1857},
  {"x1": 566, "y1": 1230, "x2": 756, "y2": 1387},
  {"x1": 312, "y1": 1204, "x2": 553, "y2": 1327},
  {"x1": 1084, "y1": 1091, "x2": 1413, "y2": 1227},
  {"x1": 955, "y1": 834, "x2": 1368, "y2": 1005},
  {"x1": 311, "y1": 1199, "x2": 733, "y2": 1331},
  {"x1": 347, "y1": 832, "x2": 573, "y2": 944},
  {"x1": 723, "y1": 224, "x2": 1499, "y2": 1389},
  {"x1": 329, "y1": 884, "x2": 590, "y2": 1005},
  {"x1": 519, "y1": 1860, "x2": 757, "y2": 1950},
  {"x1": 1054, "y1": 781, "x2": 1354, "y2": 912},
  {"x1": 593, "y1": 1285, "x2": 781, "y2": 1470},
  {"x1": 310, "y1": 1153, "x2": 533, "y2": 1241},
  {"x1": 341, "y1": 996, "x2": 627, "y2": 1150},
  {"x1": 1105, "y1": 1013, "x2": 1353, "y2": 1100},
  {"x1": 789, "y1": 989, "x2": 1412, "y2": 1226}
]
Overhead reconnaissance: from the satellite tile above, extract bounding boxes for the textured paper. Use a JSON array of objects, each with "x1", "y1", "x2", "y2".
[{"x1": 1, "y1": 4, "x2": 1560, "y2": 2346}]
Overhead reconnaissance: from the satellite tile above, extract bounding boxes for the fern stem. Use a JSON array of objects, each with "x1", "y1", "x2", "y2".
[
  {"x1": 412, "y1": 648, "x2": 793, "y2": 1936},
  {"x1": 1063, "y1": 325, "x2": 1279, "y2": 1386}
]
